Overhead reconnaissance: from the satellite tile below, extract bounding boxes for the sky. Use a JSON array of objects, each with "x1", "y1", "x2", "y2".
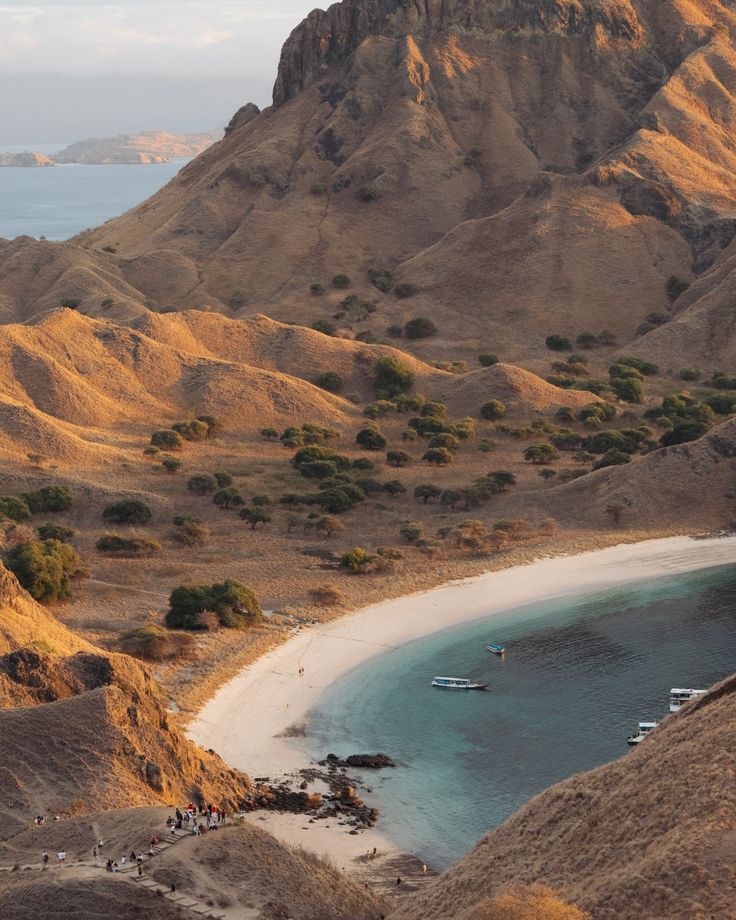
[{"x1": 0, "y1": 1, "x2": 321, "y2": 142}]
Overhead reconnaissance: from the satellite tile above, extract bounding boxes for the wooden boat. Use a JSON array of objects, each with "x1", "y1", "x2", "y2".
[
  {"x1": 485, "y1": 642, "x2": 506, "y2": 655},
  {"x1": 431, "y1": 676, "x2": 488, "y2": 690}
]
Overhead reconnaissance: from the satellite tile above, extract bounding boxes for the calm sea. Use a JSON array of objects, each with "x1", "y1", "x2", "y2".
[
  {"x1": 0, "y1": 144, "x2": 187, "y2": 241},
  {"x1": 308, "y1": 564, "x2": 736, "y2": 869}
]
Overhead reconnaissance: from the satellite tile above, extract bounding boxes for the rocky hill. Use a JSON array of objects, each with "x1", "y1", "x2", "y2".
[
  {"x1": 0, "y1": 152, "x2": 54, "y2": 168},
  {"x1": 390, "y1": 674, "x2": 736, "y2": 919},
  {"x1": 52, "y1": 131, "x2": 221, "y2": 165}
]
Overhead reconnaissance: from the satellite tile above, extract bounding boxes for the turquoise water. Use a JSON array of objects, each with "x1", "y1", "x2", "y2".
[
  {"x1": 0, "y1": 145, "x2": 186, "y2": 241},
  {"x1": 308, "y1": 564, "x2": 736, "y2": 869}
]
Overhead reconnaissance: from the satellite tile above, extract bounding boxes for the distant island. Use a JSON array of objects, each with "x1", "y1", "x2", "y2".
[{"x1": 0, "y1": 130, "x2": 221, "y2": 166}]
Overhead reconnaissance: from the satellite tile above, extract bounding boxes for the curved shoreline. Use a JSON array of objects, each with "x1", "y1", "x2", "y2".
[{"x1": 188, "y1": 534, "x2": 736, "y2": 861}]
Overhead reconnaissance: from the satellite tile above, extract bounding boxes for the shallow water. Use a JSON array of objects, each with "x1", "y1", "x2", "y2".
[
  {"x1": 0, "y1": 145, "x2": 186, "y2": 241},
  {"x1": 308, "y1": 564, "x2": 736, "y2": 869}
]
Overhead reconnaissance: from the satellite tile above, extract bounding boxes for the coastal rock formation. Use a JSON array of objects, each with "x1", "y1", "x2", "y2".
[
  {"x1": 389, "y1": 674, "x2": 736, "y2": 919},
  {"x1": 0, "y1": 152, "x2": 54, "y2": 168}
]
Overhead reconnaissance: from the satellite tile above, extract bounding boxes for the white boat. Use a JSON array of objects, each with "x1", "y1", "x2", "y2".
[
  {"x1": 669, "y1": 688, "x2": 706, "y2": 712},
  {"x1": 627, "y1": 721, "x2": 658, "y2": 746},
  {"x1": 431, "y1": 676, "x2": 488, "y2": 691},
  {"x1": 485, "y1": 642, "x2": 506, "y2": 656}
]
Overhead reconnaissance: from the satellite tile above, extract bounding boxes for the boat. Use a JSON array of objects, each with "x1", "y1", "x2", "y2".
[
  {"x1": 627, "y1": 721, "x2": 658, "y2": 746},
  {"x1": 431, "y1": 676, "x2": 488, "y2": 690},
  {"x1": 669, "y1": 688, "x2": 706, "y2": 712},
  {"x1": 485, "y1": 642, "x2": 506, "y2": 655}
]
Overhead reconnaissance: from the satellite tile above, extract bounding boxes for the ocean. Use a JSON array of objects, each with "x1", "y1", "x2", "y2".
[
  {"x1": 308, "y1": 563, "x2": 736, "y2": 869},
  {"x1": 0, "y1": 144, "x2": 186, "y2": 241}
]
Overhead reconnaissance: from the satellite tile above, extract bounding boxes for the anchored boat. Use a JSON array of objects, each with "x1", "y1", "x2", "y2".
[
  {"x1": 485, "y1": 642, "x2": 506, "y2": 655},
  {"x1": 669, "y1": 688, "x2": 706, "y2": 712},
  {"x1": 432, "y1": 676, "x2": 488, "y2": 691},
  {"x1": 627, "y1": 721, "x2": 658, "y2": 746}
]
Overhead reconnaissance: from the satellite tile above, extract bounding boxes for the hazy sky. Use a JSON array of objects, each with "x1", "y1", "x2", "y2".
[{"x1": 0, "y1": 1, "x2": 322, "y2": 141}]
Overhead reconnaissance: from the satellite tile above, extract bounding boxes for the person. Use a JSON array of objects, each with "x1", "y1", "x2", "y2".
[
  {"x1": 42, "y1": 851, "x2": 48, "y2": 868},
  {"x1": 137, "y1": 863, "x2": 143, "y2": 877},
  {"x1": 120, "y1": 855, "x2": 126, "y2": 866},
  {"x1": 57, "y1": 851, "x2": 66, "y2": 866},
  {"x1": 396, "y1": 877, "x2": 402, "y2": 886},
  {"x1": 105, "y1": 860, "x2": 113, "y2": 872},
  {"x1": 422, "y1": 863, "x2": 429, "y2": 875},
  {"x1": 130, "y1": 851, "x2": 137, "y2": 861},
  {"x1": 170, "y1": 883, "x2": 176, "y2": 894},
  {"x1": 93, "y1": 846, "x2": 98, "y2": 864},
  {"x1": 111, "y1": 862, "x2": 120, "y2": 873}
]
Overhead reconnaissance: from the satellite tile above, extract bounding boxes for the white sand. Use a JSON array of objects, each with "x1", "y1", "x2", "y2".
[{"x1": 189, "y1": 535, "x2": 736, "y2": 862}]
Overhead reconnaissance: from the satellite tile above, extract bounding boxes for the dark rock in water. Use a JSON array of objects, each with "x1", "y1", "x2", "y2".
[{"x1": 345, "y1": 753, "x2": 395, "y2": 769}]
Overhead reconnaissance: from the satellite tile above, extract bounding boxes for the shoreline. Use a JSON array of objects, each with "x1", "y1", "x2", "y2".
[{"x1": 189, "y1": 534, "x2": 736, "y2": 866}]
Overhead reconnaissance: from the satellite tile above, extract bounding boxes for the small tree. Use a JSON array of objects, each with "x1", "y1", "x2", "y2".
[
  {"x1": 395, "y1": 282, "x2": 419, "y2": 299},
  {"x1": 162, "y1": 457, "x2": 182, "y2": 474},
  {"x1": 479, "y1": 354, "x2": 499, "y2": 367},
  {"x1": 382, "y1": 480, "x2": 407, "y2": 497},
  {"x1": 0, "y1": 496, "x2": 31, "y2": 522},
  {"x1": 375, "y1": 356, "x2": 414, "y2": 398},
  {"x1": 240, "y1": 507, "x2": 271, "y2": 529},
  {"x1": 103, "y1": 499, "x2": 152, "y2": 525},
  {"x1": 593, "y1": 449, "x2": 631, "y2": 470},
  {"x1": 5, "y1": 539, "x2": 81, "y2": 603},
  {"x1": 315, "y1": 515, "x2": 345, "y2": 538},
  {"x1": 261, "y1": 428, "x2": 279, "y2": 440},
  {"x1": 36, "y1": 523, "x2": 74, "y2": 542},
  {"x1": 166, "y1": 580, "x2": 262, "y2": 629},
  {"x1": 387, "y1": 449, "x2": 411, "y2": 467},
  {"x1": 331, "y1": 274, "x2": 351, "y2": 289},
  {"x1": 414, "y1": 484, "x2": 442, "y2": 503},
  {"x1": 214, "y1": 471, "x2": 233, "y2": 488},
  {"x1": 187, "y1": 474, "x2": 218, "y2": 496},
  {"x1": 480, "y1": 400, "x2": 506, "y2": 420},
  {"x1": 523, "y1": 444, "x2": 559, "y2": 465},
  {"x1": 538, "y1": 469, "x2": 557, "y2": 480},
  {"x1": 213, "y1": 488, "x2": 244, "y2": 510},
  {"x1": 22, "y1": 486, "x2": 72, "y2": 514},
  {"x1": 356, "y1": 427, "x2": 387, "y2": 451}
]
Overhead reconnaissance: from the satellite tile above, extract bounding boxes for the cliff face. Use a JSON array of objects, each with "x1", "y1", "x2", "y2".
[{"x1": 273, "y1": 0, "x2": 647, "y2": 105}]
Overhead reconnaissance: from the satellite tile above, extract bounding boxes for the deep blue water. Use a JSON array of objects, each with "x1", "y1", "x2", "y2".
[
  {"x1": 0, "y1": 143, "x2": 186, "y2": 241},
  {"x1": 308, "y1": 564, "x2": 736, "y2": 869}
]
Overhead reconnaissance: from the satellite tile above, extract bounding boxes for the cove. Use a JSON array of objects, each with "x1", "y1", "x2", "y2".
[{"x1": 307, "y1": 563, "x2": 736, "y2": 869}]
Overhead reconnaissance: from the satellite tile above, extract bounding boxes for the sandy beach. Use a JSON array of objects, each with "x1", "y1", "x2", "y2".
[{"x1": 189, "y1": 534, "x2": 736, "y2": 864}]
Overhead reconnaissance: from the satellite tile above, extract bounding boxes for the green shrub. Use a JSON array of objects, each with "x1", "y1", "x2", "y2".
[
  {"x1": 400, "y1": 522, "x2": 423, "y2": 543},
  {"x1": 352, "y1": 458, "x2": 376, "y2": 471},
  {"x1": 383, "y1": 480, "x2": 406, "y2": 496},
  {"x1": 368, "y1": 268, "x2": 393, "y2": 292},
  {"x1": 555, "y1": 407, "x2": 576, "y2": 423},
  {"x1": 260, "y1": 428, "x2": 279, "y2": 440},
  {"x1": 428, "y1": 433, "x2": 459, "y2": 451},
  {"x1": 660, "y1": 420, "x2": 711, "y2": 446},
  {"x1": 103, "y1": 499, "x2": 152, "y2": 525},
  {"x1": 172, "y1": 521, "x2": 209, "y2": 546},
  {"x1": 610, "y1": 376, "x2": 644, "y2": 404},
  {"x1": 5, "y1": 539, "x2": 81, "y2": 603},
  {"x1": 414, "y1": 484, "x2": 442, "y2": 502},
  {"x1": 680, "y1": 367, "x2": 700, "y2": 382},
  {"x1": 317, "y1": 371, "x2": 344, "y2": 393},
  {"x1": 705, "y1": 393, "x2": 736, "y2": 415},
  {"x1": 151, "y1": 430, "x2": 184, "y2": 451},
  {"x1": 213, "y1": 488, "x2": 244, "y2": 509},
  {"x1": 593, "y1": 449, "x2": 632, "y2": 470},
  {"x1": 310, "y1": 282, "x2": 325, "y2": 295},
  {"x1": 292, "y1": 445, "x2": 351, "y2": 472},
  {"x1": 423, "y1": 447, "x2": 453, "y2": 465},
  {"x1": 478, "y1": 354, "x2": 499, "y2": 367},
  {"x1": 187, "y1": 474, "x2": 218, "y2": 496},
  {"x1": 0, "y1": 496, "x2": 31, "y2": 522},
  {"x1": 162, "y1": 457, "x2": 182, "y2": 474},
  {"x1": 315, "y1": 485, "x2": 365, "y2": 514},
  {"x1": 312, "y1": 319, "x2": 337, "y2": 336},
  {"x1": 545, "y1": 335, "x2": 572, "y2": 352},
  {"x1": 96, "y1": 535, "x2": 161, "y2": 557},
  {"x1": 23, "y1": 486, "x2": 72, "y2": 514},
  {"x1": 404, "y1": 316, "x2": 436, "y2": 339},
  {"x1": 166, "y1": 580, "x2": 262, "y2": 630},
  {"x1": 357, "y1": 184, "x2": 380, "y2": 202},
  {"x1": 666, "y1": 275, "x2": 689, "y2": 302},
  {"x1": 375, "y1": 355, "x2": 415, "y2": 398},
  {"x1": 60, "y1": 297, "x2": 80, "y2": 309},
  {"x1": 575, "y1": 333, "x2": 599, "y2": 349},
  {"x1": 213, "y1": 471, "x2": 233, "y2": 488},
  {"x1": 480, "y1": 400, "x2": 506, "y2": 420},
  {"x1": 331, "y1": 274, "x2": 351, "y2": 289},
  {"x1": 173, "y1": 419, "x2": 209, "y2": 441},
  {"x1": 36, "y1": 523, "x2": 74, "y2": 543},
  {"x1": 616, "y1": 356, "x2": 659, "y2": 375},
  {"x1": 340, "y1": 547, "x2": 376, "y2": 574},
  {"x1": 356, "y1": 427, "x2": 387, "y2": 451},
  {"x1": 387, "y1": 450, "x2": 411, "y2": 467},
  {"x1": 478, "y1": 438, "x2": 496, "y2": 453},
  {"x1": 395, "y1": 283, "x2": 419, "y2": 299}
]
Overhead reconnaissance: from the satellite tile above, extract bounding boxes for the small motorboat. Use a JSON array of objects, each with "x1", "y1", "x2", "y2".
[
  {"x1": 432, "y1": 676, "x2": 488, "y2": 691},
  {"x1": 485, "y1": 642, "x2": 506, "y2": 656},
  {"x1": 627, "y1": 721, "x2": 658, "y2": 746}
]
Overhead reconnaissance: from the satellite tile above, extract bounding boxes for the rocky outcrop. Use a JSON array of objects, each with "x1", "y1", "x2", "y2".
[
  {"x1": 273, "y1": 0, "x2": 645, "y2": 105},
  {"x1": 0, "y1": 151, "x2": 54, "y2": 168}
]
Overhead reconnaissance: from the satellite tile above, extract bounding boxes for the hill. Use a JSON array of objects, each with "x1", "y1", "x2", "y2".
[
  {"x1": 389, "y1": 675, "x2": 736, "y2": 920},
  {"x1": 53, "y1": 130, "x2": 221, "y2": 165}
]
